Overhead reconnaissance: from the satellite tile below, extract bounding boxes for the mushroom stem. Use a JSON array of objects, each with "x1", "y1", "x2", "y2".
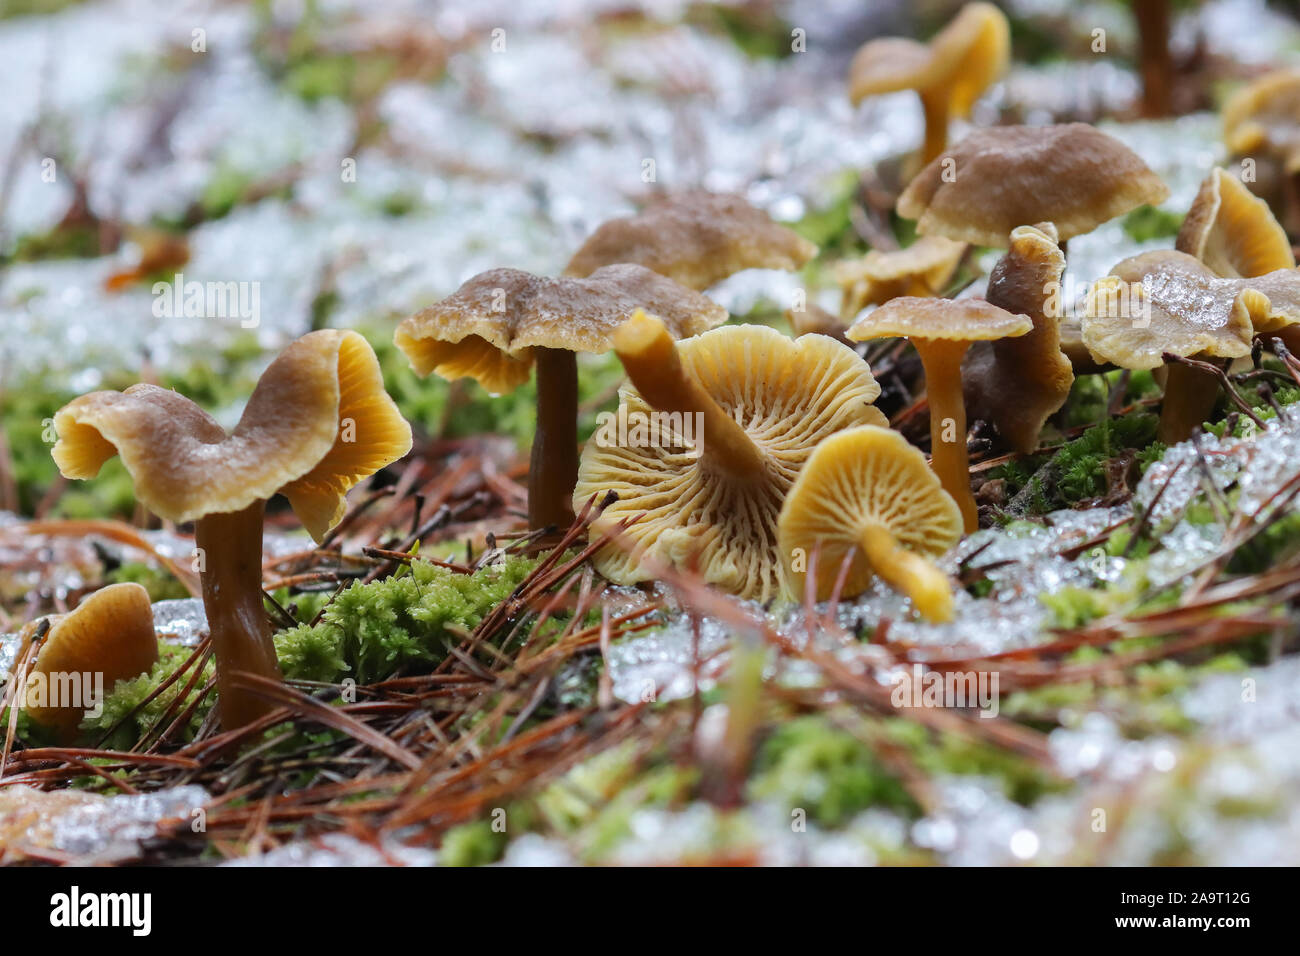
[
  {"x1": 1133, "y1": 0, "x2": 1173, "y2": 118},
  {"x1": 918, "y1": 87, "x2": 950, "y2": 166},
  {"x1": 1158, "y1": 360, "x2": 1221, "y2": 445},
  {"x1": 914, "y1": 338, "x2": 978, "y2": 533},
  {"x1": 860, "y1": 522, "x2": 954, "y2": 623},
  {"x1": 195, "y1": 500, "x2": 282, "y2": 730},
  {"x1": 529, "y1": 347, "x2": 579, "y2": 532},
  {"x1": 613, "y1": 312, "x2": 768, "y2": 478}
]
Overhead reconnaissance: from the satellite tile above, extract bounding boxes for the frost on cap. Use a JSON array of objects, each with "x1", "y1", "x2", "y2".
[
  {"x1": 1079, "y1": 250, "x2": 1300, "y2": 369},
  {"x1": 848, "y1": 2, "x2": 1009, "y2": 115},
  {"x1": 25, "y1": 583, "x2": 158, "y2": 734},
  {"x1": 896, "y1": 124, "x2": 1170, "y2": 246},
  {"x1": 564, "y1": 192, "x2": 817, "y2": 292},
  {"x1": 835, "y1": 236, "x2": 967, "y2": 316},
  {"x1": 1177, "y1": 168, "x2": 1296, "y2": 278},
  {"x1": 964, "y1": 223, "x2": 1074, "y2": 454},
  {"x1": 1223, "y1": 69, "x2": 1300, "y2": 172},
  {"x1": 846, "y1": 295, "x2": 1032, "y2": 344},
  {"x1": 778, "y1": 426, "x2": 961, "y2": 601},
  {"x1": 574, "y1": 325, "x2": 887, "y2": 603},
  {"x1": 52, "y1": 330, "x2": 412, "y2": 541},
  {"x1": 394, "y1": 264, "x2": 728, "y2": 395}
]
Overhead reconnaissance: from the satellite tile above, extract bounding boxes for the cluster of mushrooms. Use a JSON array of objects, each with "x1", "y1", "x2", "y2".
[{"x1": 31, "y1": 2, "x2": 1300, "y2": 735}]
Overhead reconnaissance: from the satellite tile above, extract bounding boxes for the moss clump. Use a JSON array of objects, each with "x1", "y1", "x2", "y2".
[
  {"x1": 79, "y1": 644, "x2": 215, "y2": 749},
  {"x1": 273, "y1": 555, "x2": 537, "y2": 684},
  {"x1": 1121, "y1": 204, "x2": 1183, "y2": 242},
  {"x1": 106, "y1": 561, "x2": 191, "y2": 602},
  {"x1": 439, "y1": 819, "x2": 507, "y2": 866}
]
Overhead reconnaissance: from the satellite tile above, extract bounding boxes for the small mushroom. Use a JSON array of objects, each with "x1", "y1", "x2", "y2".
[
  {"x1": 848, "y1": 2, "x2": 1009, "y2": 167},
  {"x1": 833, "y1": 235, "x2": 967, "y2": 319},
  {"x1": 847, "y1": 297, "x2": 1032, "y2": 532},
  {"x1": 574, "y1": 312, "x2": 887, "y2": 603},
  {"x1": 394, "y1": 264, "x2": 726, "y2": 531},
  {"x1": 52, "y1": 330, "x2": 412, "y2": 729},
  {"x1": 896, "y1": 124, "x2": 1170, "y2": 247},
  {"x1": 778, "y1": 425, "x2": 962, "y2": 622},
  {"x1": 963, "y1": 223, "x2": 1074, "y2": 454},
  {"x1": 1223, "y1": 69, "x2": 1300, "y2": 234},
  {"x1": 1177, "y1": 167, "x2": 1295, "y2": 278},
  {"x1": 23, "y1": 583, "x2": 158, "y2": 738},
  {"x1": 564, "y1": 191, "x2": 817, "y2": 291},
  {"x1": 1081, "y1": 250, "x2": 1300, "y2": 443}
]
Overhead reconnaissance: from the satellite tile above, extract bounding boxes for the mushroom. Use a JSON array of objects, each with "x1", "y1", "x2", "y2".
[
  {"x1": 1081, "y1": 250, "x2": 1300, "y2": 443},
  {"x1": 1177, "y1": 167, "x2": 1296, "y2": 279},
  {"x1": 395, "y1": 265, "x2": 725, "y2": 533},
  {"x1": 778, "y1": 425, "x2": 962, "y2": 622},
  {"x1": 564, "y1": 191, "x2": 817, "y2": 291},
  {"x1": 847, "y1": 297, "x2": 1032, "y2": 532},
  {"x1": 848, "y1": 2, "x2": 1009, "y2": 167},
  {"x1": 1223, "y1": 70, "x2": 1300, "y2": 235},
  {"x1": 1132, "y1": 0, "x2": 1173, "y2": 118},
  {"x1": 963, "y1": 223, "x2": 1074, "y2": 454},
  {"x1": 833, "y1": 235, "x2": 967, "y2": 319},
  {"x1": 896, "y1": 124, "x2": 1171, "y2": 247},
  {"x1": 51, "y1": 330, "x2": 412, "y2": 729},
  {"x1": 574, "y1": 312, "x2": 887, "y2": 603},
  {"x1": 22, "y1": 583, "x2": 158, "y2": 738}
]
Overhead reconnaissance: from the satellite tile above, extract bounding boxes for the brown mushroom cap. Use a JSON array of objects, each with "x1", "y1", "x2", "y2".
[
  {"x1": 1083, "y1": 250, "x2": 1300, "y2": 370},
  {"x1": 896, "y1": 124, "x2": 1171, "y2": 246},
  {"x1": 846, "y1": 295, "x2": 1032, "y2": 344},
  {"x1": 963, "y1": 223, "x2": 1074, "y2": 453},
  {"x1": 575, "y1": 324, "x2": 887, "y2": 603},
  {"x1": 1223, "y1": 69, "x2": 1300, "y2": 172},
  {"x1": 1177, "y1": 167, "x2": 1296, "y2": 278},
  {"x1": 848, "y1": 2, "x2": 1009, "y2": 114},
  {"x1": 394, "y1": 264, "x2": 727, "y2": 395},
  {"x1": 778, "y1": 425, "x2": 962, "y2": 620},
  {"x1": 24, "y1": 583, "x2": 158, "y2": 735},
  {"x1": 563, "y1": 192, "x2": 817, "y2": 292},
  {"x1": 52, "y1": 330, "x2": 411, "y2": 540},
  {"x1": 834, "y1": 236, "x2": 967, "y2": 317}
]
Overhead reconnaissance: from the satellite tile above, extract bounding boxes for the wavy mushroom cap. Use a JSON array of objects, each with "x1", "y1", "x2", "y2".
[
  {"x1": 778, "y1": 426, "x2": 962, "y2": 608},
  {"x1": 964, "y1": 223, "x2": 1074, "y2": 453},
  {"x1": 52, "y1": 330, "x2": 412, "y2": 540},
  {"x1": 1079, "y1": 251, "x2": 1300, "y2": 369},
  {"x1": 574, "y1": 325, "x2": 887, "y2": 603},
  {"x1": 1223, "y1": 69, "x2": 1300, "y2": 171},
  {"x1": 24, "y1": 583, "x2": 158, "y2": 735},
  {"x1": 1177, "y1": 168, "x2": 1296, "y2": 278},
  {"x1": 564, "y1": 192, "x2": 817, "y2": 292},
  {"x1": 897, "y1": 124, "x2": 1170, "y2": 246},
  {"x1": 834, "y1": 236, "x2": 967, "y2": 316},
  {"x1": 394, "y1": 264, "x2": 727, "y2": 395},
  {"x1": 848, "y1": 2, "x2": 1009, "y2": 115},
  {"x1": 846, "y1": 295, "x2": 1032, "y2": 344}
]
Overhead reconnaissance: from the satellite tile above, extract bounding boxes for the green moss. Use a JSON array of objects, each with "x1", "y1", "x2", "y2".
[
  {"x1": 1121, "y1": 205, "x2": 1184, "y2": 243},
  {"x1": 439, "y1": 819, "x2": 507, "y2": 866},
  {"x1": 1040, "y1": 586, "x2": 1107, "y2": 628},
  {"x1": 106, "y1": 561, "x2": 191, "y2": 602},
  {"x1": 79, "y1": 644, "x2": 215, "y2": 750}
]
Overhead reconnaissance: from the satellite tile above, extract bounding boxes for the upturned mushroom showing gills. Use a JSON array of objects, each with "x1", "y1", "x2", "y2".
[
  {"x1": 394, "y1": 264, "x2": 726, "y2": 532},
  {"x1": 22, "y1": 583, "x2": 158, "y2": 738},
  {"x1": 848, "y1": 2, "x2": 1009, "y2": 168},
  {"x1": 834, "y1": 236, "x2": 967, "y2": 319},
  {"x1": 563, "y1": 191, "x2": 817, "y2": 292},
  {"x1": 964, "y1": 223, "x2": 1074, "y2": 454},
  {"x1": 847, "y1": 297, "x2": 1032, "y2": 533},
  {"x1": 897, "y1": 124, "x2": 1170, "y2": 248},
  {"x1": 778, "y1": 426, "x2": 962, "y2": 622},
  {"x1": 1177, "y1": 168, "x2": 1296, "y2": 279},
  {"x1": 1081, "y1": 250, "x2": 1300, "y2": 444},
  {"x1": 574, "y1": 311, "x2": 887, "y2": 603},
  {"x1": 51, "y1": 330, "x2": 412, "y2": 730}
]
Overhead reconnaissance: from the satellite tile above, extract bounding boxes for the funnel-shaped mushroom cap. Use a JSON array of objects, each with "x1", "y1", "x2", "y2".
[
  {"x1": 1079, "y1": 250, "x2": 1294, "y2": 368},
  {"x1": 394, "y1": 264, "x2": 727, "y2": 395},
  {"x1": 835, "y1": 236, "x2": 967, "y2": 316},
  {"x1": 1177, "y1": 168, "x2": 1296, "y2": 278},
  {"x1": 896, "y1": 124, "x2": 1170, "y2": 246},
  {"x1": 848, "y1": 2, "x2": 1009, "y2": 114},
  {"x1": 846, "y1": 295, "x2": 1032, "y2": 344},
  {"x1": 964, "y1": 223, "x2": 1074, "y2": 453},
  {"x1": 575, "y1": 325, "x2": 887, "y2": 603},
  {"x1": 1224, "y1": 70, "x2": 1300, "y2": 171},
  {"x1": 564, "y1": 193, "x2": 817, "y2": 292},
  {"x1": 24, "y1": 583, "x2": 158, "y2": 734},
  {"x1": 778, "y1": 426, "x2": 962, "y2": 618},
  {"x1": 52, "y1": 330, "x2": 412, "y2": 541}
]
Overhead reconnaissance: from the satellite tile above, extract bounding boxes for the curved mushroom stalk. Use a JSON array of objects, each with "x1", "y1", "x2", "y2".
[{"x1": 859, "y1": 523, "x2": 953, "y2": 623}]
